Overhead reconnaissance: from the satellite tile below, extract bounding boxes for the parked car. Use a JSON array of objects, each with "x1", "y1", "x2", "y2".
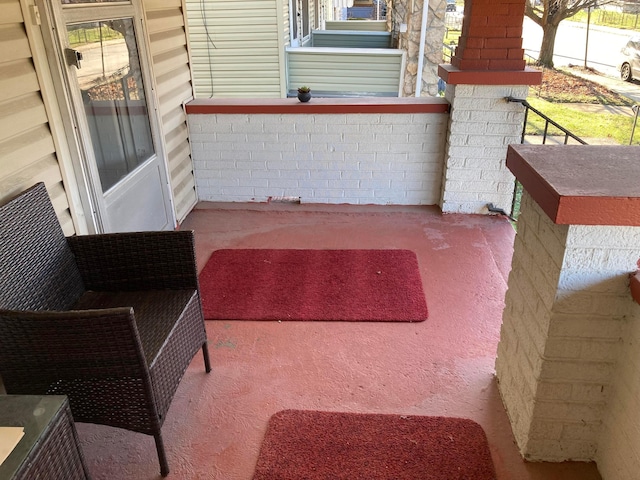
[
  {"x1": 446, "y1": 3, "x2": 457, "y2": 12},
  {"x1": 619, "y1": 35, "x2": 640, "y2": 82}
]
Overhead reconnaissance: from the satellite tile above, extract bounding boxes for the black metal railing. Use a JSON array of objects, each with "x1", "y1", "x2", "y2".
[
  {"x1": 507, "y1": 97, "x2": 588, "y2": 145},
  {"x1": 442, "y1": 42, "x2": 455, "y2": 63},
  {"x1": 506, "y1": 97, "x2": 588, "y2": 221},
  {"x1": 630, "y1": 105, "x2": 639, "y2": 144}
]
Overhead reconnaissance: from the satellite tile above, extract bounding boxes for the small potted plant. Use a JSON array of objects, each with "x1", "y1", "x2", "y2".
[{"x1": 297, "y1": 86, "x2": 311, "y2": 103}]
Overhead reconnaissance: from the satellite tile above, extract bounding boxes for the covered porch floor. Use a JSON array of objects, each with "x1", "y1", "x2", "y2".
[{"x1": 76, "y1": 203, "x2": 602, "y2": 479}]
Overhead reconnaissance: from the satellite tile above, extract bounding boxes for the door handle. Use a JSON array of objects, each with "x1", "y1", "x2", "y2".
[{"x1": 65, "y1": 48, "x2": 83, "y2": 69}]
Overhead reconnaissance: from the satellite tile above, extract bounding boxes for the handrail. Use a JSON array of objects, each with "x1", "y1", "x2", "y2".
[
  {"x1": 507, "y1": 97, "x2": 588, "y2": 145},
  {"x1": 442, "y1": 42, "x2": 455, "y2": 63},
  {"x1": 630, "y1": 105, "x2": 639, "y2": 145},
  {"x1": 506, "y1": 96, "x2": 588, "y2": 222}
]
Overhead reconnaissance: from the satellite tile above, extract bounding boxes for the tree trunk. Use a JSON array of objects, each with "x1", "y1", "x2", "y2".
[{"x1": 538, "y1": 21, "x2": 559, "y2": 68}]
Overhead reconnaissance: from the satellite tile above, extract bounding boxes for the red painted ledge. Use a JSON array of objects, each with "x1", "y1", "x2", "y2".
[
  {"x1": 185, "y1": 97, "x2": 450, "y2": 115},
  {"x1": 438, "y1": 64, "x2": 542, "y2": 86},
  {"x1": 631, "y1": 272, "x2": 640, "y2": 305},
  {"x1": 506, "y1": 144, "x2": 640, "y2": 226}
]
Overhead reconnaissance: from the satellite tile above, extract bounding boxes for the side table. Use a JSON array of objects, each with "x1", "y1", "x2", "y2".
[{"x1": 0, "y1": 395, "x2": 90, "y2": 479}]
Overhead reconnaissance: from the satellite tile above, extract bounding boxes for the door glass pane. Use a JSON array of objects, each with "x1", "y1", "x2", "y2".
[{"x1": 70, "y1": 19, "x2": 155, "y2": 192}]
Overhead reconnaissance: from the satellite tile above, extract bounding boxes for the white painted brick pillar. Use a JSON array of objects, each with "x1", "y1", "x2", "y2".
[
  {"x1": 439, "y1": 84, "x2": 528, "y2": 214},
  {"x1": 496, "y1": 191, "x2": 637, "y2": 461},
  {"x1": 436, "y1": 0, "x2": 541, "y2": 215}
]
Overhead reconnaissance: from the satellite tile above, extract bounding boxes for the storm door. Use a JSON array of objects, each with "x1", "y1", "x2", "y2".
[{"x1": 41, "y1": 0, "x2": 174, "y2": 232}]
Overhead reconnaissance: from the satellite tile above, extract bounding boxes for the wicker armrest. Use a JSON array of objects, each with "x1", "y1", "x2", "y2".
[
  {"x1": 0, "y1": 307, "x2": 150, "y2": 390},
  {"x1": 1, "y1": 183, "x2": 210, "y2": 477},
  {"x1": 67, "y1": 230, "x2": 199, "y2": 292}
]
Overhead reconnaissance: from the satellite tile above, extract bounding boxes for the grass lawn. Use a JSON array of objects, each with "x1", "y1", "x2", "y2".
[
  {"x1": 510, "y1": 67, "x2": 640, "y2": 220},
  {"x1": 569, "y1": 9, "x2": 640, "y2": 31},
  {"x1": 525, "y1": 97, "x2": 637, "y2": 145},
  {"x1": 525, "y1": 68, "x2": 639, "y2": 145}
]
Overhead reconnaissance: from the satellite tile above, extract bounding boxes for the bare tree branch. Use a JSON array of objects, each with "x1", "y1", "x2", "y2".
[
  {"x1": 526, "y1": 0, "x2": 616, "y2": 25},
  {"x1": 525, "y1": 0, "x2": 617, "y2": 67}
]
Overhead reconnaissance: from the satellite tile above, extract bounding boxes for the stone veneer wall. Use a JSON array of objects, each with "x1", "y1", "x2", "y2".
[
  {"x1": 188, "y1": 111, "x2": 448, "y2": 204},
  {"x1": 389, "y1": 0, "x2": 445, "y2": 96},
  {"x1": 496, "y1": 190, "x2": 639, "y2": 462},
  {"x1": 439, "y1": 84, "x2": 527, "y2": 214}
]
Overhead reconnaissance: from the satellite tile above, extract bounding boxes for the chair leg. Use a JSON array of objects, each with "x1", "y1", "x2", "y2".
[
  {"x1": 154, "y1": 432, "x2": 170, "y2": 477},
  {"x1": 202, "y1": 342, "x2": 212, "y2": 373}
]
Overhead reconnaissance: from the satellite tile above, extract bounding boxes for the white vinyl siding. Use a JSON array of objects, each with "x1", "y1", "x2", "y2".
[
  {"x1": 311, "y1": 30, "x2": 391, "y2": 48},
  {"x1": 309, "y1": 0, "x2": 316, "y2": 32},
  {"x1": 286, "y1": 47, "x2": 404, "y2": 96},
  {"x1": 145, "y1": 0, "x2": 197, "y2": 223},
  {"x1": 325, "y1": 20, "x2": 387, "y2": 31},
  {"x1": 185, "y1": 0, "x2": 283, "y2": 98},
  {"x1": 278, "y1": 0, "x2": 288, "y2": 93},
  {"x1": 283, "y1": 0, "x2": 290, "y2": 47},
  {"x1": 0, "y1": 0, "x2": 75, "y2": 234}
]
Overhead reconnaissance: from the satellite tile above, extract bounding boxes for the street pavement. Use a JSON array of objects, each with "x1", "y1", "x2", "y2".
[
  {"x1": 521, "y1": 18, "x2": 640, "y2": 144},
  {"x1": 523, "y1": 17, "x2": 640, "y2": 106}
]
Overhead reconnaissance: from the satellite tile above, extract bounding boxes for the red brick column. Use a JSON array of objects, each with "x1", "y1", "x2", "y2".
[
  {"x1": 439, "y1": 0, "x2": 541, "y2": 85},
  {"x1": 453, "y1": 0, "x2": 525, "y2": 71}
]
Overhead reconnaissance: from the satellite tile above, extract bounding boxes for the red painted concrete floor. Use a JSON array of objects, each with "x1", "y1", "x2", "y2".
[{"x1": 76, "y1": 203, "x2": 603, "y2": 480}]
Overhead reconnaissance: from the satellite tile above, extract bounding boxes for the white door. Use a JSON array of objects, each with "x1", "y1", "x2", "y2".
[
  {"x1": 41, "y1": 0, "x2": 174, "y2": 233},
  {"x1": 290, "y1": 0, "x2": 310, "y2": 46}
]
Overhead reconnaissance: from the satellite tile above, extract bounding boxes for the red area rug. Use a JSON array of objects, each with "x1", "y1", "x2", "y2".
[
  {"x1": 199, "y1": 249, "x2": 428, "y2": 321},
  {"x1": 252, "y1": 410, "x2": 497, "y2": 480}
]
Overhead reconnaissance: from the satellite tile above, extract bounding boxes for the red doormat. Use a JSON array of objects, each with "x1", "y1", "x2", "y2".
[
  {"x1": 199, "y1": 249, "x2": 428, "y2": 321},
  {"x1": 252, "y1": 410, "x2": 497, "y2": 480}
]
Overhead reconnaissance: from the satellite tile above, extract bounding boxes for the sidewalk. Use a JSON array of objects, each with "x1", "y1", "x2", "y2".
[
  {"x1": 564, "y1": 100, "x2": 637, "y2": 117},
  {"x1": 523, "y1": 16, "x2": 640, "y2": 104},
  {"x1": 562, "y1": 65, "x2": 640, "y2": 104},
  {"x1": 524, "y1": 134, "x2": 620, "y2": 145}
]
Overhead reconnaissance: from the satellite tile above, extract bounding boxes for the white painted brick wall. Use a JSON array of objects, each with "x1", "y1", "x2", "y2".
[
  {"x1": 496, "y1": 190, "x2": 639, "y2": 463},
  {"x1": 441, "y1": 84, "x2": 529, "y2": 214},
  {"x1": 595, "y1": 279, "x2": 640, "y2": 478},
  {"x1": 496, "y1": 192, "x2": 566, "y2": 455},
  {"x1": 188, "y1": 112, "x2": 448, "y2": 205}
]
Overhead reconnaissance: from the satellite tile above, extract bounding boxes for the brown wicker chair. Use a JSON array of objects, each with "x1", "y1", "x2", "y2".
[{"x1": 0, "y1": 182, "x2": 211, "y2": 477}]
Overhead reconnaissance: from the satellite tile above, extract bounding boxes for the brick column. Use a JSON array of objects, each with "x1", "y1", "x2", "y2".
[
  {"x1": 452, "y1": 0, "x2": 526, "y2": 72},
  {"x1": 496, "y1": 191, "x2": 635, "y2": 460},
  {"x1": 438, "y1": 0, "x2": 541, "y2": 214},
  {"x1": 495, "y1": 145, "x2": 640, "y2": 462}
]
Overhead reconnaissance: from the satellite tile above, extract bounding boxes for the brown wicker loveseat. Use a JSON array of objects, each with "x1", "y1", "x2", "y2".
[{"x1": 0, "y1": 183, "x2": 211, "y2": 476}]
